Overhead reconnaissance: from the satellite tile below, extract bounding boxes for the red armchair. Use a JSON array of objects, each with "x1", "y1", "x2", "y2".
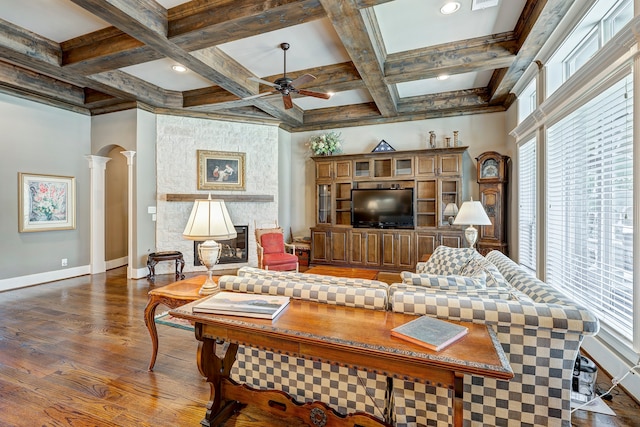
[{"x1": 255, "y1": 226, "x2": 298, "y2": 272}]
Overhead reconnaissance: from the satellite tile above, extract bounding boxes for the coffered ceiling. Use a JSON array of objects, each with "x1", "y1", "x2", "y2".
[{"x1": 0, "y1": 0, "x2": 571, "y2": 131}]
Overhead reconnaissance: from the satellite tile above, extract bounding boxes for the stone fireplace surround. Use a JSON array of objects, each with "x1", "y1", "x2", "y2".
[{"x1": 153, "y1": 115, "x2": 279, "y2": 276}]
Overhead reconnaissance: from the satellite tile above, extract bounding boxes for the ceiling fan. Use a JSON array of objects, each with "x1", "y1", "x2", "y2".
[{"x1": 245, "y1": 43, "x2": 332, "y2": 109}]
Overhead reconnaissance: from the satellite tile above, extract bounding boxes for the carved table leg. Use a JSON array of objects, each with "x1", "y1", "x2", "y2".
[
  {"x1": 147, "y1": 258, "x2": 157, "y2": 282},
  {"x1": 176, "y1": 256, "x2": 185, "y2": 280},
  {"x1": 195, "y1": 324, "x2": 240, "y2": 427},
  {"x1": 143, "y1": 296, "x2": 160, "y2": 371}
]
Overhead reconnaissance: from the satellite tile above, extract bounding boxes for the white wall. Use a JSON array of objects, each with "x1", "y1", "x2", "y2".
[
  {"x1": 0, "y1": 93, "x2": 91, "y2": 286},
  {"x1": 288, "y1": 112, "x2": 509, "y2": 237},
  {"x1": 155, "y1": 115, "x2": 280, "y2": 275}
]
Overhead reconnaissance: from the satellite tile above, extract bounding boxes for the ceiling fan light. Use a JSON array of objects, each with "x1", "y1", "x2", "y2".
[
  {"x1": 440, "y1": 2, "x2": 461, "y2": 14},
  {"x1": 172, "y1": 64, "x2": 187, "y2": 73}
]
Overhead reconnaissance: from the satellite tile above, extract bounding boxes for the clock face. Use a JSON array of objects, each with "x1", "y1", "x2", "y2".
[{"x1": 481, "y1": 159, "x2": 499, "y2": 178}]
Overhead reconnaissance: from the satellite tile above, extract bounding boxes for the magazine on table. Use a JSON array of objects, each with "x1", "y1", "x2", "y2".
[
  {"x1": 192, "y1": 291, "x2": 290, "y2": 320},
  {"x1": 391, "y1": 315, "x2": 468, "y2": 351}
]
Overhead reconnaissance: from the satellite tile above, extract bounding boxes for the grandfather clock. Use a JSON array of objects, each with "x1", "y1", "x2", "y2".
[{"x1": 476, "y1": 152, "x2": 509, "y2": 256}]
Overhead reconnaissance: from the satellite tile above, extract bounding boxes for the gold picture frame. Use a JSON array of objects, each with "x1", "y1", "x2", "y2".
[
  {"x1": 18, "y1": 172, "x2": 76, "y2": 232},
  {"x1": 197, "y1": 150, "x2": 246, "y2": 191}
]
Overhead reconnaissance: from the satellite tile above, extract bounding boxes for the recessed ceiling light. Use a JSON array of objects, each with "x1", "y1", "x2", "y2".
[
  {"x1": 440, "y1": 2, "x2": 461, "y2": 14},
  {"x1": 172, "y1": 65, "x2": 187, "y2": 73},
  {"x1": 437, "y1": 74, "x2": 450, "y2": 80}
]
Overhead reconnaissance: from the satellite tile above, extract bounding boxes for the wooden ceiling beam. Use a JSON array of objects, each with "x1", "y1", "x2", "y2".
[
  {"x1": 397, "y1": 88, "x2": 491, "y2": 113},
  {"x1": 70, "y1": 0, "x2": 258, "y2": 99},
  {"x1": 319, "y1": 0, "x2": 397, "y2": 117},
  {"x1": 61, "y1": 0, "x2": 325, "y2": 75},
  {"x1": 0, "y1": 61, "x2": 84, "y2": 105},
  {"x1": 385, "y1": 34, "x2": 517, "y2": 84},
  {"x1": 169, "y1": 0, "x2": 326, "y2": 51},
  {"x1": 303, "y1": 102, "x2": 380, "y2": 124},
  {"x1": 88, "y1": 70, "x2": 182, "y2": 108},
  {"x1": 489, "y1": 0, "x2": 571, "y2": 105}
]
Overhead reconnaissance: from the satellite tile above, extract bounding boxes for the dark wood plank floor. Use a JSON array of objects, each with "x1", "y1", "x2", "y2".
[{"x1": 0, "y1": 266, "x2": 637, "y2": 426}]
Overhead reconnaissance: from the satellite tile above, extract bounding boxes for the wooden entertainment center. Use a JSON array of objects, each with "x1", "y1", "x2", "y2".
[{"x1": 310, "y1": 147, "x2": 470, "y2": 271}]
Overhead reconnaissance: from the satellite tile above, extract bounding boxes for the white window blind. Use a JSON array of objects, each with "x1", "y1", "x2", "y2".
[
  {"x1": 546, "y1": 74, "x2": 633, "y2": 338},
  {"x1": 518, "y1": 137, "x2": 536, "y2": 271}
]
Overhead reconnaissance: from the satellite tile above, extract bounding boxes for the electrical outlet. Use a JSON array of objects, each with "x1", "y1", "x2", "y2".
[{"x1": 61, "y1": 258, "x2": 68, "y2": 267}]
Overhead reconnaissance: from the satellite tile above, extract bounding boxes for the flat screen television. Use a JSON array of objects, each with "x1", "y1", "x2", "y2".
[{"x1": 351, "y1": 188, "x2": 414, "y2": 229}]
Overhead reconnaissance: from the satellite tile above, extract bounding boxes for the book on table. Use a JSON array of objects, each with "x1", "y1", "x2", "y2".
[
  {"x1": 391, "y1": 315, "x2": 468, "y2": 351},
  {"x1": 192, "y1": 291, "x2": 290, "y2": 320}
]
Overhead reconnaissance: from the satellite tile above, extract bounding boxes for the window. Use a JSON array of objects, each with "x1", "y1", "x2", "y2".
[
  {"x1": 517, "y1": 137, "x2": 536, "y2": 271},
  {"x1": 546, "y1": 74, "x2": 633, "y2": 339},
  {"x1": 546, "y1": 0, "x2": 632, "y2": 97},
  {"x1": 517, "y1": 79, "x2": 537, "y2": 123}
]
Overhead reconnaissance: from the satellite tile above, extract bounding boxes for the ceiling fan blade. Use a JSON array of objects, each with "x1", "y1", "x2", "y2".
[
  {"x1": 248, "y1": 76, "x2": 279, "y2": 88},
  {"x1": 298, "y1": 89, "x2": 332, "y2": 100},
  {"x1": 282, "y1": 93, "x2": 294, "y2": 109},
  {"x1": 289, "y1": 74, "x2": 316, "y2": 88}
]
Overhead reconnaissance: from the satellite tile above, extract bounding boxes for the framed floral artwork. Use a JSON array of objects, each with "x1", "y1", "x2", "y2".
[
  {"x1": 18, "y1": 173, "x2": 76, "y2": 232},
  {"x1": 197, "y1": 150, "x2": 245, "y2": 191}
]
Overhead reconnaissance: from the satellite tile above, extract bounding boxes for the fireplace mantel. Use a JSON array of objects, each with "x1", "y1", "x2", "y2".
[{"x1": 165, "y1": 194, "x2": 274, "y2": 203}]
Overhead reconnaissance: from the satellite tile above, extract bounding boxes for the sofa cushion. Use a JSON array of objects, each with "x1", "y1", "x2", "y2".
[
  {"x1": 460, "y1": 254, "x2": 508, "y2": 288},
  {"x1": 416, "y1": 246, "x2": 476, "y2": 275},
  {"x1": 401, "y1": 271, "x2": 486, "y2": 290}
]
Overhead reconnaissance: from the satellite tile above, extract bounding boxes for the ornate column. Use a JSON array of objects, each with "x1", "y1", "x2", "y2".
[
  {"x1": 85, "y1": 155, "x2": 111, "y2": 274},
  {"x1": 121, "y1": 151, "x2": 136, "y2": 279}
]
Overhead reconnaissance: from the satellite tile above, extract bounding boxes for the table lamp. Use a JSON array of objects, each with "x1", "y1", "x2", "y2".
[
  {"x1": 183, "y1": 195, "x2": 236, "y2": 295},
  {"x1": 443, "y1": 202, "x2": 459, "y2": 226},
  {"x1": 453, "y1": 198, "x2": 491, "y2": 249}
]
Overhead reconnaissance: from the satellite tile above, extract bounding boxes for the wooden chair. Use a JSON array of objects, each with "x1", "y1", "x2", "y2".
[{"x1": 255, "y1": 221, "x2": 298, "y2": 272}]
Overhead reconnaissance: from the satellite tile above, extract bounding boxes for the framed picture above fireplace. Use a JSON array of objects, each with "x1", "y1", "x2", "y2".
[
  {"x1": 194, "y1": 225, "x2": 248, "y2": 266},
  {"x1": 197, "y1": 150, "x2": 245, "y2": 191}
]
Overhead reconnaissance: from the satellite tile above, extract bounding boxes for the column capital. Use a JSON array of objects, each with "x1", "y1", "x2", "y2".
[
  {"x1": 120, "y1": 151, "x2": 137, "y2": 165},
  {"x1": 85, "y1": 155, "x2": 111, "y2": 170}
]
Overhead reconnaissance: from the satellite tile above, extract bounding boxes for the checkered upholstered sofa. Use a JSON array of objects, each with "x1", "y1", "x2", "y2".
[
  {"x1": 389, "y1": 247, "x2": 600, "y2": 427},
  {"x1": 217, "y1": 266, "x2": 392, "y2": 421}
]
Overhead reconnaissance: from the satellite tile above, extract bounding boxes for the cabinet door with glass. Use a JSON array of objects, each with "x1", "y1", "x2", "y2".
[{"x1": 316, "y1": 184, "x2": 332, "y2": 225}]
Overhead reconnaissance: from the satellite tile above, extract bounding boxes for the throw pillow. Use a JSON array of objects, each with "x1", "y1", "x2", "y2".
[
  {"x1": 417, "y1": 246, "x2": 477, "y2": 276},
  {"x1": 460, "y1": 255, "x2": 508, "y2": 288}
]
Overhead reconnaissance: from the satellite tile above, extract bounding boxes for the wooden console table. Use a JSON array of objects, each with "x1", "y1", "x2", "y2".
[{"x1": 170, "y1": 299, "x2": 512, "y2": 427}]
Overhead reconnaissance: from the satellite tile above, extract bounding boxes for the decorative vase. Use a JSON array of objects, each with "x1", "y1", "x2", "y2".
[
  {"x1": 453, "y1": 131, "x2": 459, "y2": 146},
  {"x1": 429, "y1": 131, "x2": 436, "y2": 148}
]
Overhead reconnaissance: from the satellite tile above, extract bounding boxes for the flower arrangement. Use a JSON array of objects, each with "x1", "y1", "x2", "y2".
[{"x1": 308, "y1": 132, "x2": 343, "y2": 156}]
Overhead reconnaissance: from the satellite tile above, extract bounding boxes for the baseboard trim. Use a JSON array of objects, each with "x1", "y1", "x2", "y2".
[{"x1": 0, "y1": 266, "x2": 90, "y2": 292}]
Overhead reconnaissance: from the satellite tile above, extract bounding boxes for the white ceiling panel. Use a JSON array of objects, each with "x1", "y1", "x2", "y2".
[
  {"x1": 218, "y1": 19, "x2": 350, "y2": 78},
  {"x1": 396, "y1": 70, "x2": 493, "y2": 98},
  {"x1": 294, "y1": 89, "x2": 373, "y2": 110},
  {"x1": 119, "y1": 58, "x2": 213, "y2": 92},
  {"x1": 375, "y1": 0, "x2": 527, "y2": 54},
  {"x1": 0, "y1": 0, "x2": 109, "y2": 42}
]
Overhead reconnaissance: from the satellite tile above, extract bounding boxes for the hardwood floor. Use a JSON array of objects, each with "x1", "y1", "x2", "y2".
[{"x1": 0, "y1": 266, "x2": 638, "y2": 426}]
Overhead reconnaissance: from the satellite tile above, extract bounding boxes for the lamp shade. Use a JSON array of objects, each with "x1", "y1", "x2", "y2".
[
  {"x1": 453, "y1": 199, "x2": 491, "y2": 226},
  {"x1": 443, "y1": 202, "x2": 459, "y2": 217},
  {"x1": 183, "y1": 196, "x2": 237, "y2": 241}
]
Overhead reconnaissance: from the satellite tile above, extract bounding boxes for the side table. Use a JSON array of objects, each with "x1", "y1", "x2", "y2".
[
  {"x1": 144, "y1": 275, "x2": 217, "y2": 371},
  {"x1": 146, "y1": 251, "x2": 185, "y2": 282}
]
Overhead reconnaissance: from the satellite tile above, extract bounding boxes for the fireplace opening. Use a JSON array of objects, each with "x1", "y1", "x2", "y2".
[{"x1": 194, "y1": 225, "x2": 248, "y2": 266}]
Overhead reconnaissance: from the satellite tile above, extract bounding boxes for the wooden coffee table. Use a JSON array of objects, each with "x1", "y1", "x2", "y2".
[{"x1": 144, "y1": 275, "x2": 219, "y2": 371}]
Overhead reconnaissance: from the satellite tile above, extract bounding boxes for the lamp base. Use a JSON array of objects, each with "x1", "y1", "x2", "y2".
[
  {"x1": 197, "y1": 240, "x2": 221, "y2": 296},
  {"x1": 464, "y1": 225, "x2": 478, "y2": 249}
]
